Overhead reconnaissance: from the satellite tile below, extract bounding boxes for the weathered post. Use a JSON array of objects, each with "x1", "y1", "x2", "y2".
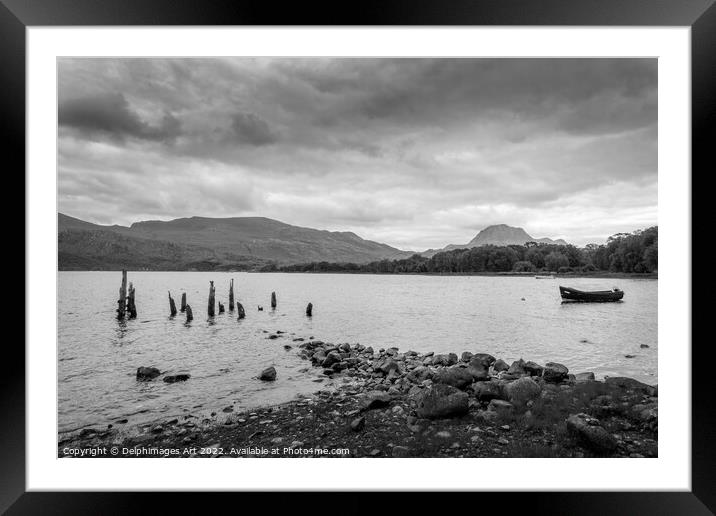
[
  {"x1": 180, "y1": 292, "x2": 187, "y2": 312},
  {"x1": 218, "y1": 302, "x2": 225, "y2": 314},
  {"x1": 169, "y1": 291, "x2": 177, "y2": 316},
  {"x1": 306, "y1": 302, "x2": 313, "y2": 317},
  {"x1": 185, "y1": 304, "x2": 193, "y2": 322},
  {"x1": 229, "y1": 279, "x2": 235, "y2": 312},
  {"x1": 117, "y1": 270, "x2": 128, "y2": 319},
  {"x1": 127, "y1": 282, "x2": 137, "y2": 319},
  {"x1": 237, "y1": 302, "x2": 245, "y2": 319},
  {"x1": 271, "y1": 291, "x2": 277, "y2": 309},
  {"x1": 208, "y1": 281, "x2": 215, "y2": 317}
]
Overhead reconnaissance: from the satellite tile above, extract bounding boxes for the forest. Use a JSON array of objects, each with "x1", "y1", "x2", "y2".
[{"x1": 265, "y1": 226, "x2": 658, "y2": 275}]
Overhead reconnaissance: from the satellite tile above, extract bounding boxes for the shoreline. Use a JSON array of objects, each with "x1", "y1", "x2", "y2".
[
  {"x1": 59, "y1": 340, "x2": 658, "y2": 458},
  {"x1": 58, "y1": 269, "x2": 657, "y2": 280}
]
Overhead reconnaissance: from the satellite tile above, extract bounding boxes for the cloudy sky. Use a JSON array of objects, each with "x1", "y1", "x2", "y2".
[{"x1": 58, "y1": 58, "x2": 657, "y2": 250}]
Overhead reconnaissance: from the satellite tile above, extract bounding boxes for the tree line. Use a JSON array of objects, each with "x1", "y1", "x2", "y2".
[{"x1": 262, "y1": 226, "x2": 658, "y2": 275}]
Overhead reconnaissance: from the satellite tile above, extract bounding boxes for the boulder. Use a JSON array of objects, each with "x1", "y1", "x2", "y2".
[
  {"x1": 504, "y1": 377, "x2": 541, "y2": 404},
  {"x1": 574, "y1": 372, "x2": 596, "y2": 383},
  {"x1": 432, "y1": 353, "x2": 458, "y2": 366},
  {"x1": 406, "y1": 365, "x2": 432, "y2": 384},
  {"x1": 136, "y1": 367, "x2": 161, "y2": 381},
  {"x1": 472, "y1": 380, "x2": 504, "y2": 401},
  {"x1": 321, "y1": 351, "x2": 342, "y2": 368},
  {"x1": 259, "y1": 366, "x2": 277, "y2": 381},
  {"x1": 433, "y1": 366, "x2": 474, "y2": 390},
  {"x1": 543, "y1": 362, "x2": 569, "y2": 383},
  {"x1": 471, "y1": 353, "x2": 496, "y2": 368},
  {"x1": 467, "y1": 358, "x2": 490, "y2": 381},
  {"x1": 492, "y1": 359, "x2": 510, "y2": 372},
  {"x1": 361, "y1": 391, "x2": 392, "y2": 411},
  {"x1": 604, "y1": 376, "x2": 653, "y2": 394},
  {"x1": 163, "y1": 374, "x2": 191, "y2": 383},
  {"x1": 415, "y1": 384, "x2": 469, "y2": 419},
  {"x1": 565, "y1": 413, "x2": 617, "y2": 453},
  {"x1": 523, "y1": 361, "x2": 544, "y2": 377},
  {"x1": 507, "y1": 359, "x2": 526, "y2": 375},
  {"x1": 377, "y1": 358, "x2": 401, "y2": 376},
  {"x1": 460, "y1": 351, "x2": 474, "y2": 363}
]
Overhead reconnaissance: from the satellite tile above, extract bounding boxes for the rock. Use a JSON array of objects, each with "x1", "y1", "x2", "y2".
[
  {"x1": 377, "y1": 358, "x2": 400, "y2": 376},
  {"x1": 543, "y1": 362, "x2": 569, "y2": 383},
  {"x1": 361, "y1": 391, "x2": 392, "y2": 411},
  {"x1": 604, "y1": 376, "x2": 653, "y2": 394},
  {"x1": 163, "y1": 374, "x2": 191, "y2": 383},
  {"x1": 471, "y1": 353, "x2": 496, "y2": 368},
  {"x1": 523, "y1": 361, "x2": 544, "y2": 377},
  {"x1": 507, "y1": 359, "x2": 526, "y2": 375},
  {"x1": 492, "y1": 359, "x2": 509, "y2": 372},
  {"x1": 504, "y1": 377, "x2": 541, "y2": 404},
  {"x1": 136, "y1": 366, "x2": 161, "y2": 381},
  {"x1": 415, "y1": 384, "x2": 469, "y2": 419},
  {"x1": 433, "y1": 366, "x2": 474, "y2": 390},
  {"x1": 392, "y1": 445, "x2": 409, "y2": 457},
  {"x1": 259, "y1": 366, "x2": 277, "y2": 381},
  {"x1": 268, "y1": 334, "x2": 279, "y2": 340},
  {"x1": 406, "y1": 365, "x2": 432, "y2": 384},
  {"x1": 436, "y1": 431, "x2": 452, "y2": 439},
  {"x1": 350, "y1": 416, "x2": 366, "y2": 431},
  {"x1": 574, "y1": 372, "x2": 596, "y2": 383},
  {"x1": 321, "y1": 351, "x2": 342, "y2": 368},
  {"x1": 487, "y1": 399, "x2": 514, "y2": 414},
  {"x1": 79, "y1": 428, "x2": 97, "y2": 438},
  {"x1": 467, "y1": 358, "x2": 490, "y2": 381},
  {"x1": 624, "y1": 354, "x2": 636, "y2": 359},
  {"x1": 461, "y1": 351, "x2": 474, "y2": 362},
  {"x1": 565, "y1": 413, "x2": 617, "y2": 453},
  {"x1": 640, "y1": 344, "x2": 650, "y2": 349},
  {"x1": 432, "y1": 353, "x2": 458, "y2": 366},
  {"x1": 339, "y1": 343, "x2": 351, "y2": 353},
  {"x1": 473, "y1": 380, "x2": 504, "y2": 401}
]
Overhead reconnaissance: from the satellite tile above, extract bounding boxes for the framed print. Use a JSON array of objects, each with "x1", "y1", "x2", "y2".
[{"x1": 6, "y1": 0, "x2": 714, "y2": 512}]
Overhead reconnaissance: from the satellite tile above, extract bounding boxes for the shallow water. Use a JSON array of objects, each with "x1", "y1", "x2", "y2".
[{"x1": 58, "y1": 272, "x2": 657, "y2": 433}]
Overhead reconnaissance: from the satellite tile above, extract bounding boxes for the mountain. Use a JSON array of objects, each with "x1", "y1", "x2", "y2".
[
  {"x1": 423, "y1": 224, "x2": 568, "y2": 256},
  {"x1": 58, "y1": 213, "x2": 412, "y2": 270}
]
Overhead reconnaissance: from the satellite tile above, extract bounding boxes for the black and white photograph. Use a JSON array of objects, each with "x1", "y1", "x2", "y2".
[{"x1": 56, "y1": 57, "x2": 658, "y2": 459}]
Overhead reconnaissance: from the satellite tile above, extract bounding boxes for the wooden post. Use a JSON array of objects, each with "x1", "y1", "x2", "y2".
[
  {"x1": 117, "y1": 270, "x2": 127, "y2": 319},
  {"x1": 127, "y1": 282, "x2": 137, "y2": 319},
  {"x1": 237, "y1": 302, "x2": 245, "y2": 319},
  {"x1": 306, "y1": 302, "x2": 313, "y2": 317},
  {"x1": 229, "y1": 279, "x2": 234, "y2": 311},
  {"x1": 180, "y1": 292, "x2": 186, "y2": 312},
  {"x1": 185, "y1": 304, "x2": 193, "y2": 321},
  {"x1": 169, "y1": 291, "x2": 177, "y2": 316},
  {"x1": 271, "y1": 291, "x2": 277, "y2": 309},
  {"x1": 218, "y1": 302, "x2": 225, "y2": 313},
  {"x1": 208, "y1": 281, "x2": 215, "y2": 317}
]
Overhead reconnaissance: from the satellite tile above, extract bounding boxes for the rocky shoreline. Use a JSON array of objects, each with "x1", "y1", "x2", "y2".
[{"x1": 58, "y1": 340, "x2": 658, "y2": 458}]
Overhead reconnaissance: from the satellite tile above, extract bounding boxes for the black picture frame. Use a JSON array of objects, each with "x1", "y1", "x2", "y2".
[{"x1": 4, "y1": 0, "x2": 713, "y2": 513}]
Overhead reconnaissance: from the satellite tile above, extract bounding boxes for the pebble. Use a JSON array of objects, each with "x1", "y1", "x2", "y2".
[{"x1": 436, "y1": 431, "x2": 452, "y2": 439}]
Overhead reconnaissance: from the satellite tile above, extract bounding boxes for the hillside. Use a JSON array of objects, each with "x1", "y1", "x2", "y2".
[
  {"x1": 424, "y1": 224, "x2": 568, "y2": 257},
  {"x1": 58, "y1": 213, "x2": 411, "y2": 270}
]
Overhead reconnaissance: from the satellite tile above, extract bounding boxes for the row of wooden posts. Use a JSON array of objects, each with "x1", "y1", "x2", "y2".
[{"x1": 116, "y1": 270, "x2": 313, "y2": 321}]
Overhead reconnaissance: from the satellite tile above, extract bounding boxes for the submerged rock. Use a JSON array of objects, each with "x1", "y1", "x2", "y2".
[
  {"x1": 163, "y1": 374, "x2": 191, "y2": 383},
  {"x1": 136, "y1": 367, "x2": 161, "y2": 381},
  {"x1": 415, "y1": 384, "x2": 469, "y2": 419},
  {"x1": 259, "y1": 366, "x2": 277, "y2": 381}
]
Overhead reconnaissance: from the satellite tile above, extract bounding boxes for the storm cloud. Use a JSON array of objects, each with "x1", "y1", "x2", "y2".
[{"x1": 58, "y1": 58, "x2": 657, "y2": 249}]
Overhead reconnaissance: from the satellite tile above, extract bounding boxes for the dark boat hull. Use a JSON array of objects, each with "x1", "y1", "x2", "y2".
[{"x1": 559, "y1": 286, "x2": 624, "y2": 302}]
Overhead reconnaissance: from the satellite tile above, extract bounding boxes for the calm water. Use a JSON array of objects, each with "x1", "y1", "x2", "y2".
[{"x1": 58, "y1": 272, "x2": 657, "y2": 434}]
